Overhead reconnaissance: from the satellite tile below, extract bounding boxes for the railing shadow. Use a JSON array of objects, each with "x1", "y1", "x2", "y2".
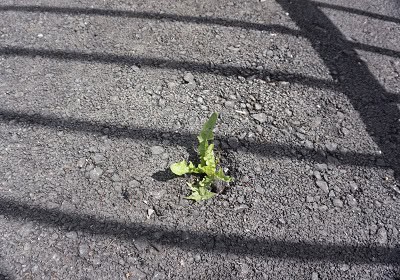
[
  {"x1": 0, "y1": 46, "x2": 338, "y2": 91},
  {"x1": 0, "y1": 196, "x2": 398, "y2": 265},
  {"x1": 0, "y1": 4, "x2": 302, "y2": 36},
  {"x1": 1, "y1": 4, "x2": 399, "y2": 60},
  {"x1": 311, "y1": 1, "x2": 400, "y2": 24},
  {"x1": 0, "y1": 108, "x2": 381, "y2": 168},
  {"x1": 1, "y1": 46, "x2": 399, "y2": 102}
]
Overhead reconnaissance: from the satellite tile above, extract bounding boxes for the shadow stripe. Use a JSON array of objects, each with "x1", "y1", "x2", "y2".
[
  {"x1": 0, "y1": 196, "x2": 398, "y2": 264},
  {"x1": 0, "y1": 4, "x2": 302, "y2": 36},
  {"x1": 0, "y1": 108, "x2": 382, "y2": 168}
]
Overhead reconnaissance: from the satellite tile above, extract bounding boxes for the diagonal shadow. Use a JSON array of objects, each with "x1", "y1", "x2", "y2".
[
  {"x1": 311, "y1": 1, "x2": 400, "y2": 24},
  {"x1": 0, "y1": 108, "x2": 382, "y2": 168},
  {"x1": 276, "y1": 0, "x2": 400, "y2": 180},
  {"x1": 0, "y1": 4, "x2": 302, "y2": 37},
  {"x1": 0, "y1": 196, "x2": 399, "y2": 265}
]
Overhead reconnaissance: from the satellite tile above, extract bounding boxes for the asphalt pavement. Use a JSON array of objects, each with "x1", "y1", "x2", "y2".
[{"x1": 0, "y1": 0, "x2": 399, "y2": 279}]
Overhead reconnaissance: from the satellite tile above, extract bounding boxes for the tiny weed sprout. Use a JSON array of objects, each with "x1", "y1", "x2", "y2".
[{"x1": 170, "y1": 112, "x2": 233, "y2": 202}]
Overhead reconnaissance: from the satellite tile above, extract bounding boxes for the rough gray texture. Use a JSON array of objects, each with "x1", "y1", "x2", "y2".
[{"x1": 0, "y1": 0, "x2": 399, "y2": 279}]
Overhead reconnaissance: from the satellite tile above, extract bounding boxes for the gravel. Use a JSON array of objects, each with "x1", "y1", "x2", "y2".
[{"x1": 0, "y1": 0, "x2": 399, "y2": 279}]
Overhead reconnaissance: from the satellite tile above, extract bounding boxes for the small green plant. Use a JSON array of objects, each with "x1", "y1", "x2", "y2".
[{"x1": 170, "y1": 112, "x2": 232, "y2": 201}]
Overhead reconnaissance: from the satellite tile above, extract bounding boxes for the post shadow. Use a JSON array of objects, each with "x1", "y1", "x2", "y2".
[{"x1": 276, "y1": 0, "x2": 400, "y2": 181}]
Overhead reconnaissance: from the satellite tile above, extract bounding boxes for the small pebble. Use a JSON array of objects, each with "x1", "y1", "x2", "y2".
[
  {"x1": 316, "y1": 180, "x2": 329, "y2": 193},
  {"x1": 319, "y1": 205, "x2": 328, "y2": 211},
  {"x1": 147, "y1": 208, "x2": 155, "y2": 219},
  {"x1": 158, "y1": 99, "x2": 166, "y2": 107},
  {"x1": 374, "y1": 200, "x2": 382, "y2": 208},
  {"x1": 240, "y1": 263, "x2": 250, "y2": 275},
  {"x1": 131, "y1": 65, "x2": 140, "y2": 72},
  {"x1": 252, "y1": 113, "x2": 267, "y2": 123},
  {"x1": 150, "y1": 146, "x2": 165, "y2": 155},
  {"x1": 347, "y1": 195, "x2": 357, "y2": 207},
  {"x1": 340, "y1": 264, "x2": 350, "y2": 271},
  {"x1": 234, "y1": 204, "x2": 249, "y2": 211},
  {"x1": 341, "y1": 127, "x2": 350, "y2": 136},
  {"x1": 76, "y1": 158, "x2": 86, "y2": 168},
  {"x1": 224, "y1": 100, "x2": 235, "y2": 108},
  {"x1": 315, "y1": 163, "x2": 328, "y2": 171},
  {"x1": 332, "y1": 198, "x2": 343, "y2": 208},
  {"x1": 151, "y1": 271, "x2": 166, "y2": 280},
  {"x1": 377, "y1": 227, "x2": 388, "y2": 244},
  {"x1": 91, "y1": 154, "x2": 105, "y2": 165},
  {"x1": 85, "y1": 164, "x2": 95, "y2": 172},
  {"x1": 256, "y1": 186, "x2": 265, "y2": 194},
  {"x1": 89, "y1": 167, "x2": 103, "y2": 181},
  {"x1": 129, "y1": 179, "x2": 140, "y2": 188},
  {"x1": 313, "y1": 171, "x2": 322, "y2": 180},
  {"x1": 305, "y1": 140, "x2": 314, "y2": 149},
  {"x1": 284, "y1": 108, "x2": 293, "y2": 116},
  {"x1": 194, "y1": 254, "x2": 201, "y2": 262},
  {"x1": 325, "y1": 142, "x2": 338, "y2": 152},
  {"x1": 92, "y1": 257, "x2": 101, "y2": 266},
  {"x1": 183, "y1": 72, "x2": 195, "y2": 84},
  {"x1": 66, "y1": 231, "x2": 78, "y2": 239},
  {"x1": 349, "y1": 181, "x2": 359, "y2": 192},
  {"x1": 111, "y1": 173, "x2": 121, "y2": 182},
  {"x1": 79, "y1": 244, "x2": 89, "y2": 256}
]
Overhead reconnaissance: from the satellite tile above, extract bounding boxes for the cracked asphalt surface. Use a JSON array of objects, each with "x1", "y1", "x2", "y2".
[{"x1": 0, "y1": 0, "x2": 399, "y2": 279}]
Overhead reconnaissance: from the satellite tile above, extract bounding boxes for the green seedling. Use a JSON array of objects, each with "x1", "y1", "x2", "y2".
[{"x1": 170, "y1": 112, "x2": 232, "y2": 202}]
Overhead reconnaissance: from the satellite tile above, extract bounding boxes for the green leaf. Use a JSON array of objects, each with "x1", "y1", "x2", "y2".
[
  {"x1": 170, "y1": 160, "x2": 191, "y2": 176},
  {"x1": 188, "y1": 162, "x2": 202, "y2": 173},
  {"x1": 185, "y1": 192, "x2": 204, "y2": 202},
  {"x1": 204, "y1": 144, "x2": 216, "y2": 168},
  {"x1": 186, "y1": 184, "x2": 216, "y2": 202},
  {"x1": 197, "y1": 112, "x2": 218, "y2": 143},
  {"x1": 197, "y1": 140, "x2": 208, "y2": 165},
  {"x1": 198, "y1": 187, "x2": 216, "y2": 200},
  {"x1": 215, "y1": 168, "x2": 233, "y2": 182},
  {"x1": 199, "y1": 176, "x2": 214, "y2": 188}
]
